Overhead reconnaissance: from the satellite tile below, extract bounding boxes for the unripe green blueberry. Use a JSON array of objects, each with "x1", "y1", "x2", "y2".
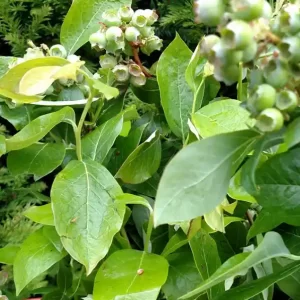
[
  {"x1": 141, "y1": 36, "x2": 163, "y2": 56},
  {"x1": 130, "y1": 73, "x2": 147, "y2": 87},
  {"x1": 100, "y1": 54, "x2": 118, "y2": 69},
  {"x1": 200, "y1": 35, "x2": 220, "y2": 62},
  {"x1": 280, "y1": 4, "x2": 300, "y2": 35},
  {"x1": 214, "y1": 64, "x2": 240, "y2": 86},
  {"x1": 49, "y1": 44, "x2": 67, "y2": 58},
  {"x1": 112, "y1": 65, "x2": 130, "y2": 82},
  {"x1": 132, "y1": 10, "x2": 148, "y2": 27},
  {"x1": 279, "y1": 36, "x2": 300, "y2": 63},
  {"x1": 263, "y1": 59, "x2": 290, "y2": 89},
  {"x1": 194, "y1": 0, "x2": 225, "y2": 26},
  {"x1": 276, "y1": 90, "x2": 298, "y2": 112},
  {"x1": 212, "y1": 41, "x2": 243, "y2": 65},
  {"x1": 89, "y1": 31, "x2": 107, "y2": 48},
  {"x1": 241, "y1": 41, "x2": 258, "y2": 62},
  {"x1": 222, "y1": 20, "x2": 254, "y2": 50},
  {"x1": 45, "y1": 85, "x2": 54, "y2": 95},
  {"x1": 230, "y1": 0, "x2": 264, "y2": 21},
  {"x1": 23, "y1": 48, "x2": 45, "y2": 60},
  {"x1": 248, "y1": 84, "x2": 276, "y2": 111},
  {"x1": 129, "y1": 64, "x2": 143, "y2": 76},
  {"x1": 106, "y1": 26, "x2": 124, "y2": 42},
  {"x1": 102, "y1": 10, "x2": 122, "y2": 27},
  {"x1": 125, "y1": 27, "x2": 141, "y2": 42},
  {"x1": 255, "y1": 108, "x2": 284, "y2": 132},
  {"x1": 139, "y1": 26, "x2": 155, "y2": 38},
  {"x1": 143, "y1": 9, "x2": 159, "y2": 26},
  {"x1": 118, "y1": 6, "x2": 134, "y2": 22}
]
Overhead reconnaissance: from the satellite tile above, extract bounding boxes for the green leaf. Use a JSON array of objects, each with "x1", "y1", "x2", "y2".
[
  {"x1": 285, "y1": 117, "x2": 300, "y2": 149},
  {"x1": 154, "y1": 130, "x2": 258, "y2": 226},
  {"x1": 161, "y1": 230, "x2": 188, "y2": 258},
  {"x1": 192, "y1": 100, "x2": 253, "y2": 138},
  {"x1": 215, "y1": 261, "x2": 300, "y2": 300},
  {"x1": 23, "y1": 204, "x2": 54, "y2": 226},
  {"x1": 116, "y1": 131, "x2": 161, "y2": 184},
  {"x1": 51, "y1": 159, "x2": 125, "y2": 275},
  {"x1": 82, "y1": 115, "x2": 123, "y2": 163},
  {"x1": 0, "y1": 56, "x2": 14, "y2": 78},
  {"x1": 157, "y1": 33, "x2": 193, "y2": 141},
  {"x1": 6, "y1": 107, "x2": 75, "y2": 152},
  {"x1": 93, "y1": 249, "x2": 169, "y2": 299},
  {"x1": 115, "y1": 193, "x2": 153, "y2": 212},
  {"x1": 14, "y1": 227, "x2": 66, "y2": 295},
  {"x1": 162, "y1": 251, "x2": 203, "y2": 300},
  {"x1": 0, "y1": 87, "x2": 42, "y2": 103},
  {"x1": 57, "y1": 260, "x2": 73, "y2": 293},
  {"x1": 180, "y1": 232, "x2": 300, "y2": 299},
  {"x1": 0, "y1": 245, "x2": 20, "y2": 264},
  {"x1": 7, "y1": 143, "x2": 66, "y2": 180},
  {"x1": 61, "y1": 0, "x2": 132, "y2": 54},
  {"x1": 0, "y1": 135, "x2": 5, "y2": 156},
  {"x1": 0, "y1": 104, "x2": 31, "y2": 130},
  {"x1": 189, "y1": 230, "x2": 223, "y2": 298},
  {"x1": 93, "y1": 80, "x2": 119, "y2": 100}
]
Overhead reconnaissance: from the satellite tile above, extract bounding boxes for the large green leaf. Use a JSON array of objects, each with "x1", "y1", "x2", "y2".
[
  {"x1": 0, "y1": 245, "x2": 20, "y2": 264},
  {"x1": 154, "y1": 130, "x2": 258, "y2": 226},
  {"x1": 51, "y1": 159, "x2": 125, "y2": 275},
  {"x1": 116, "y1": 131, "x2": 161, "y2": 184},
  {"x1": 180, "y1": 232, "x2": 300, "y2": 299},
  {"x1": 23, "y1": 204, "x2": 54, "y2": 226},
  {"x1": 61, "y1": 0, "x2": 132, "y2": 54},
  {"x1": 0, "y1": 104, "x2": 31, "y2": 130},
  {"x1": 93, "y1": 249, "x2": 169, "y2": 299},
  {"x1": 82, "y1": 115, "x2": 123, "y2": 163},
  {"x1": 285, "y1": 117, "x2": 300, "y2": 149},
  {"x1": 7, "y1": 143, "x2": 66, "y2": 180},
  {"x1": 215, "y1": 261, "x2": 300, "y2": 300},
  {"x1": 157, "y1": 33, "x2": 193, "y2": 141},
  {"x1": 192, "y1": 100, "x2": 253, "y2": 138},
  {"x1": 0, "y1": 87, "x2": 42, "y2": 103},
  {"x1": 14, "y1": 227, "x2": 66, "y2": 295},
  {"x1": 5, "y1": 107, "x2": 75, "y2": 152},
  {"x1": 162, "y1": 250, "x2": 203, "y2": 300},
  {"x1": 189, "y1": 230, "x2": 223, "y2": 299}
]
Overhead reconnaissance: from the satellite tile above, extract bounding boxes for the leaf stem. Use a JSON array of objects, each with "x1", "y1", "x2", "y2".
[
  {"x1": 238, "y1": 62, "x2": 243, "y2": 101},
  {"x1": 144, "y1": 212, "x2": 154, "y2": 253}
]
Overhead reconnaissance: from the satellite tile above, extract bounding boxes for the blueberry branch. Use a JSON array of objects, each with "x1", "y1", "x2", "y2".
[{"x1": 130, "y1": 42, "x2": 152, "y2": 78}]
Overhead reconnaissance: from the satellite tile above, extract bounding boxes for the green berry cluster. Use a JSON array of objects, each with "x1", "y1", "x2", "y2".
[
  {"x1": 89, "y1": 6, "x2": 163, "y2": 86},
  {"x1": 195, "y1": 0, "x2": 300, "y2": 133}
]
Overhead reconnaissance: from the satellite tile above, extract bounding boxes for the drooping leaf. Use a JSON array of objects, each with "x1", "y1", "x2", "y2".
[
  {"x1": 6, "y1": 107, "x2": 75, "y2": 152},
  {"x1": 82, "y1": 115, "x2": 123, "y2": 163},
  {"x1": 115, "y1": 193, "x2": 153, "y2": 212},
  {"x1": 161, "y1": 230, "x2": 188, "y2": 258},
  {"x1": 0, "y1": 245, "x2": 20, "y2": 264},
  {"x1": 0, "y1": 87, "x2": 42, "y2": 103},
  {"x1": 93, "y1": 249, "x2": 169, "y2": 299},
  {"x1": 14, "y1": 227, "x2": 66, "y2": 295},
  {"x1": 23, "y1": 204, "x2": 54, "y2": 226},
  {"x1": 154, "y1": 130, "x2": 258, "y2": 226},
  {"x1": 180, "y1": 232, "x2": 300, "y2": 299},
  {"x1": 61, "y1": 0, "x2": 132, "y2": 54},
  {"x1": 157, "y1": 33, "x2": 193, "y2": 141},
  {"x1": 7, "y1": 143, "x2": 66, "y2": 180},
  {"x1": 51, "y1": 159, "x2": 125, "y2": 275},
  {"x1": 192, "y1": 100, "x2": 253, "y2": 138},
  {"x1": 93, "y1": 80, "x2": 119, "y2": 100},
  {"x1": 116, "y1": 131, "x2": 161, "y2": 184},
  {"x1": 189, "y1": 230, "x2": 223, "y2": 298}
]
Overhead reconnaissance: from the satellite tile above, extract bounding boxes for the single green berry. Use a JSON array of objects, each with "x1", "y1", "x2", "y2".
[
  {"x1": 118, "y1": 6, "x2": 134, "y2": 22},
  {"x1": 222, "y1": 20, "x2": 254, "y2": 50},
  {"x1": 248, "y1": 84, "x2": 276, "y2": 111},
  {"x1": 49, "y1": 44, "x2": 67, "y2": 58},
  {"x1": 214, "y1": 64, "x2": 240, "y2": 86},
  {"x1": 125, "y1": 27, "x2": 141, "y2": 42},
  {"x1": 23, "y1": 48, "x2": 45, "y2": 60},
  {"x1": 102, "y1": 9, "x2": 122, "y2": 26},
  {"x1": 113, "y1": 65, "x2": 130, "y2": 82},
  {"x1": 67, "y1": 54, "x2": 80, "y2": 63},
  {"x1": 276, "y1": 90, "x2": 298, "y2": 112},
  {"x1": 194, "y1": 0, "x2": 225, "y2": 26},
  {"x1": 263, "y1": 58, "x2": 290, "y2": 89},
  {"x1": 130, "y1": 73, "x2": 147, "y2": 86},
  {"x1": 139, "y1": 26, "x2": 155, "y2": 38},
  {"x1": 100, "y1": 54, "x2": 118, "y2": 69},
  {"x1": 44, "y1": 85, "x2": 54, "y2": 95},
  {"x1": 106, "y1": 26, "x2": 124, "y2": 42},
  {"x1": 144, "y1": 9, "x2": 159, "y2": 25},
  {"x1": 230, "y1": 0, "x2": 264, "y2": 21},
  {"x1": 280, "y1": 4, "x2": 300, "y2": 35},
  {"x1": 212, "y1": 41, "x2": 243, "y2": 65},
  {"x1": 241, "y1": 41, "x2": 258, "y2": 62},
  {"x1": 89, "y1": 31, "x2": 107, "y2": 48},
  {"x1": 129, "y1": 64, "x2": 143, "y2": 76},
  {"x1": 278, "y1": 36, "x2": 300, "y2": 63},
  {"x1": 200, "y1": 35, "x2": 220, "y2": 62},
  {"x1": 255, "y1": 108, "x2": 284, "y2": 132},
  {"x1": 141, "y1": 36, "x2": 163, "y2": 56},
  {"x1": 132, "y1": 9, "x2": 148, "y2": 27}
]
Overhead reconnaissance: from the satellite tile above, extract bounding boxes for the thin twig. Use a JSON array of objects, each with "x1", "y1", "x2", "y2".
[{"x1": 130, "y1": 42, "x2": 152, "y2": 78}]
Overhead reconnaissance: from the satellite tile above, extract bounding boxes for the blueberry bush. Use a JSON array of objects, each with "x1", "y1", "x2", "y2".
[{"x1": 1, "y1": 0, "x2": 300, "y2": 299}]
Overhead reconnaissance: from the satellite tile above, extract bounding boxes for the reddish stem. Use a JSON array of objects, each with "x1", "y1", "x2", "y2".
[{"x1": 129, "y1": 42, "x2": 152, "y2": 78}]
